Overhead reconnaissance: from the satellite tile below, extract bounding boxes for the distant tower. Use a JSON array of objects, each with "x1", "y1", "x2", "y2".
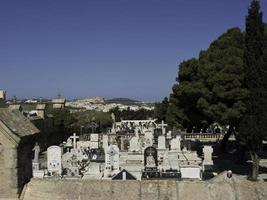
[
  {"x1": 0, "y1": 90, "x2": 6, "y2": 107},
  {"x1": 57, "y1": 93, "x2": 61, "y2": 99},
  {"x1": 52, "y1": 93, "x2": 66, "y2": 109}
]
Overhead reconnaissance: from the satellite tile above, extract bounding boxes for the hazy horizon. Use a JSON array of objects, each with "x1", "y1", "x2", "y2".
[{"x1": 1, "y1": 0, "x2": 266, "y2": 101}]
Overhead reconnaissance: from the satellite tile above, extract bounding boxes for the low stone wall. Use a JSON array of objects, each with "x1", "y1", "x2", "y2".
[{"x1": 21, "y1": 176, "x2": 267, "y2": 200}]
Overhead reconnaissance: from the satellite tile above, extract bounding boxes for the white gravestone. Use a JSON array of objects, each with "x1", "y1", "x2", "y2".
[
  {"x1": 144, "y1": 131, "x2": 153, "y2": 147},
  {"x1": 47, "y1": 146, "x2": 62, "y2": 175},
  {"x1": 105, "y1": 145, "x2": 120, "y2": 175},
  {"x1": 202, "y1": 146, "x2": 213, "y2": 170},
  {"x1": 161, "y1": 151, "x2": 171, "y2": 170},
  {"x1": 170, "y1": 136, "x2": 181, "y2": 151},
  {"x1": 102, "y1": 135, "x2": 109, "y2": 150},
  {"x1": 158, "y1": 135, "x2": 166, "y2": 150},
  {"x1": 129, "y1": 136, "x2": 140, "y2": 152},
  {"x1": 180, "y1": 167, "x2": 201, "y2": 180}
]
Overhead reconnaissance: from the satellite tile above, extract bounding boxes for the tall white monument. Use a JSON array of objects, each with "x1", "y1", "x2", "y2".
[{"x1": 70, "y1": 133, "x2": 79, "y2": 149}]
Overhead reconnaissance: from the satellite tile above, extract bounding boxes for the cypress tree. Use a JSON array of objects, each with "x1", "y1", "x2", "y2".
[{"x1": 238, "y1": 0, "x2": 265, "y2": 181}]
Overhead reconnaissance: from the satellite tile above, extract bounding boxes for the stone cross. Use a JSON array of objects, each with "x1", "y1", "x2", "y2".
[
  {"x1": 32, "y1": 142, "x2": 40, "y2": 162},
  {"x1": 70, "y1": 133, "x2": 79, "y2": 149},
  {"x1": 160, "y1": 120, "x2": 168, "y2": 135}
]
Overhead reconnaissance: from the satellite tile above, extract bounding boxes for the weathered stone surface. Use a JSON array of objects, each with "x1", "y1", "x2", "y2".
[
  {"x1": 21, "y1": 178, "x2": 267, "y2": 200},
  {"x1": 179, "y1": 182, "x2": 209, "y2": 200}
]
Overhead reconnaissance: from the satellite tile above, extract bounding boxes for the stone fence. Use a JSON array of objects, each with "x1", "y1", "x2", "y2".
[{"x1": 20, "y1": 176, "x2": 267, "y2": 200}]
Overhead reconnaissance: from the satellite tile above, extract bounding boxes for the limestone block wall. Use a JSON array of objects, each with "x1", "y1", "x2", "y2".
[
  {"x1": 22, "y1": 178, "x2": 267, "y2": 200},
  {"x1": 0, "y1": 139, "x2": 35, "y2": 199},
  {"x1": 0, "y1": 147, "x2": 19, "y2": 199}
]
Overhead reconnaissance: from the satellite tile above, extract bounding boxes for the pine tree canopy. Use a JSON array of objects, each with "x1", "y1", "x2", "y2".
[{"x1": 167, "y1": 27, "x2": 248, "y2": 132}]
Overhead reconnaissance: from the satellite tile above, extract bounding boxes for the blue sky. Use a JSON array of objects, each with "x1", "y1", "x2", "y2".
[{"x1": 0, "y1": 0, "x2": 266, "y2": 101}]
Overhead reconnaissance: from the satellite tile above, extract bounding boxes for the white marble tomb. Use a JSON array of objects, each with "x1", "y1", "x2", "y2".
[{"x1": 47, "y1": 146, "x2": 62, "y2": 175}]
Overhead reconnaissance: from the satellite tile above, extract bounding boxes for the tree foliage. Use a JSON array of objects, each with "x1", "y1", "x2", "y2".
[
  {"x1": 51, "y1": 108, "x2": 77, "y2": 141},
  {"x1": 110, "y1": 107, "x2": 154, "y2": 121},
  {"x1": 167, "y1": 28, "x2": 247, "y2": 133},
  {"x1": 167, "y1": 58, "x2": 208, "y2": 131},
  {"x1": 73, "y1": 110, "x2": 113, "y2": 133},
  {"x1": 238, "y1": 0, "x2": 266, "y2": 180},
  {"x1": 154, "y1": 97, "x2": 169, "y2": 122}
]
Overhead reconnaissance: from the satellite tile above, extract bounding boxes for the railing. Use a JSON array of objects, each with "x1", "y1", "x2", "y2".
[{"x1": 179, "y1": 133, "x2": 235, "y2": 141}]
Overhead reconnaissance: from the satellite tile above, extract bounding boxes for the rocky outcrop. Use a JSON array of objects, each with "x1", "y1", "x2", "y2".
[{"x1": 21, "y1": 175, "x2": 267, "y2": 200}]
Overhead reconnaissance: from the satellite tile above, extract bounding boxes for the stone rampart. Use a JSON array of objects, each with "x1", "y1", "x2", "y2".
[{"x1": 21, "y1": 176, "x2": 267, "y2": 200}]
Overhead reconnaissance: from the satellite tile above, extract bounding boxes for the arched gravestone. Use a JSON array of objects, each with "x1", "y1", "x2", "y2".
[
  {"x1": 144, "y1": 146, "x2": 158, "y2": 168},
  {"x1": 142, "y1": 146, "x2": 160, "y2": 179}
]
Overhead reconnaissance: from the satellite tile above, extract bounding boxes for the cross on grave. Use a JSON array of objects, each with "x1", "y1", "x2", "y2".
[
  {"x1": 160, "y1": 120, "x2": 168, "y2": 135},
  {"x1": 70, "y1": 133, "x2": 79, "y2": 149}
]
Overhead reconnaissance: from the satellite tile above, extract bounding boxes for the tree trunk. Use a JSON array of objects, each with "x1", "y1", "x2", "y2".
[
  {"x1": 221, "y1": 125, "x2": 234, "y2": 153},
  {"x1": 250, "y1": 151, "x2": 260, "y2": 181}
]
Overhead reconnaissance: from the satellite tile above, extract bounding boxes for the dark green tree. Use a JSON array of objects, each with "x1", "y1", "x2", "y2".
[
  {"x1": 109, "y1": 107, "x2": 154, "y2": 121},
  {"x1": 168, "y1": 28, "x2": 248, "y2": 136},
  {"x1": 52, "y1": 108, "x2": 77, "y2": 142},
  {"x1": 154, "y1": 97, "x2": 169, "y2": 122},
  {"x1": 167, "y1": 58, "x2": 209, "y2": 131},
  {"x1": 73, "y1": 110, "x2": 112, "y2": 133},
  {"x1": 238, "y1": 0, "x2": 266, "y2": 181},
  {"x1": 197, "y1": 28, "x2": 247, "y2": 151}
]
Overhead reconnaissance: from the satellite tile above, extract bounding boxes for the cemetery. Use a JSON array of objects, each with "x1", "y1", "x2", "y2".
[
  {"x1": 1, "y1": 89, "x2": 267, "y2": 200},
  {"x1": 30, "y1": 118, "x2": 217, "y2": 182},
  {"x1": 1, "y1": 0, "x2": 267, "y2": 199}
]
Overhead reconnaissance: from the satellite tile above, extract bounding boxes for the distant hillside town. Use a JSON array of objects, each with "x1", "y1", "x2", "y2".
[
  {"x1": 66, "y1": 97, "x2": 154, "y2": 112},
  {"x1": 6, "y1": 96, "x2": 155, "y2": 113}
]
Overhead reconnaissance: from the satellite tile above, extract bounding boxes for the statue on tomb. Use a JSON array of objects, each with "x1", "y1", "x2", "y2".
[
  {"x1": 146, "y1": 154, "x2": 156, "y2": 168},
  {"x1": 32, "y1": 142, "x2": 40, "y2": 163}
]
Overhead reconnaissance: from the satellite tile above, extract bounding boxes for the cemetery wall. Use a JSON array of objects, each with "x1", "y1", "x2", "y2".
[
  {"x1": 17, "y1": 137, "x2": 36, "y2": 193},
  {"x1": 22, "y1": 178, "x2": 267, "y2": 200},
  {"x1": 0, "y1": 137, "x2": 36, "y2": 199},
  {"x1": 0, "y1": 146, "x2": 18, "y2": 199}
]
